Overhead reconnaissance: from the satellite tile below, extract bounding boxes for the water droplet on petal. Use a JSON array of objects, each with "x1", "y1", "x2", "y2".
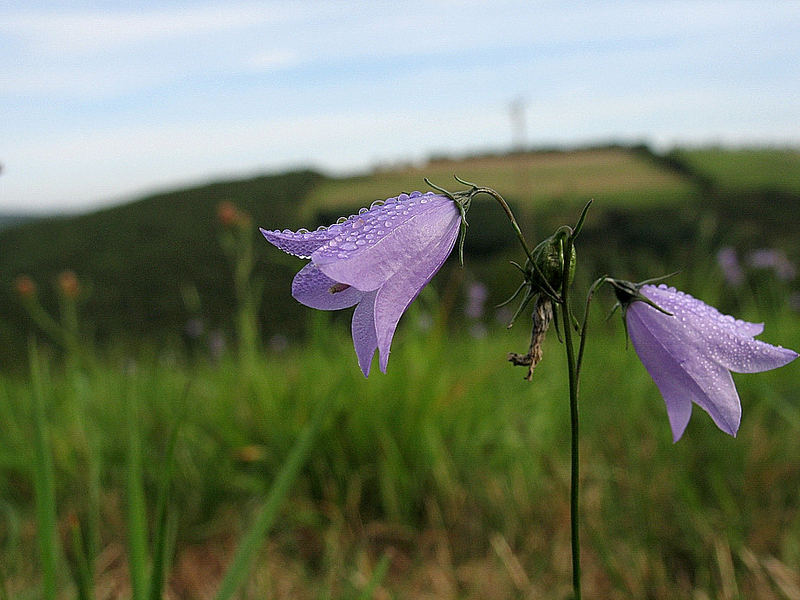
[{"x1": 340, "y1": 242, "x2": 357, "y2": 251}]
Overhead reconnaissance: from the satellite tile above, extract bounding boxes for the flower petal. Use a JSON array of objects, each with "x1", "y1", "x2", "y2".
[
  {"x1": 313, "y1": 193, "x2": 460, "y2": 291},
  {"x1": 291, "y1": 262, "x2": 363, "y2": 310},
  {"x1": 351, "y1": 290, "x2": 378, "y2": 377},
  {"x1": 640, "y1": 285, "x2": 798, "y2": 373},
  {"x1": 260, "y1": 223, "x2": 349, "y2": 259},
  {"x1": 641, "y1": 285, "x2": 763, "y2": 337},
  {"x1": 627, "y1": 304, "x2": 741, "y2": 440},
  {"x1": 373, "y1": 222, "x2": 460, "y2": 372}
]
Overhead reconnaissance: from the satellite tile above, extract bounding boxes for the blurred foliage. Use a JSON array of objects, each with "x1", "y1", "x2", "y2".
[{"x1": 0, "y1": 170, "x2": 322, "y2": 369}]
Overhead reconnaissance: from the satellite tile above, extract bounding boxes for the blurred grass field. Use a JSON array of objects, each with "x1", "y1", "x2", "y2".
[
  {"x1": 301, "y1": 147, "x2": 696, "y2": 218},
  {"x1": 1, "y1": 146, "x2": 799, "y2": 598}
]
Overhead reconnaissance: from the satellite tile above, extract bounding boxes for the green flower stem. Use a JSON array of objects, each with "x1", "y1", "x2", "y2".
[
  {"x1": 576, "y1": 276, "x2": 607, "y2": 382},
  {"x1": 560, "y1": 234, "x2": 582, "y2": 600},
  {"x1": 471, "y1": 187, "x2": 536, "y2": 264}
]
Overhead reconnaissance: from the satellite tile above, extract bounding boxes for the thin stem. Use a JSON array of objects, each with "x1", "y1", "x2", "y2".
[
  {"x1": 575, "y1": 276, "x2": 607, "y2": 382},
  {"x1": 559, "y1": 236, "x2": 581, "y2": 600},
  {"x1": 470, "y1": 187, "x2": 535, "y2": 264},
  {"x1": 469, "y1": 186, "x2": 563, "y2": 303}
]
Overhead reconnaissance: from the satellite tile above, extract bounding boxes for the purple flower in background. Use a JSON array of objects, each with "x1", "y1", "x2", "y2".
[
  {"x1": 465, "y1": 281, "x2": 488, "y2": 319},
  {"x1": 624, "y1": 284, "x2": 797, "y2": 442},
  {"x1": 716, "y1": 247, "x2": 744, "y2": 286},
  {"x1": 261, "y1": 192, "x2": 461, "y2": 376},
  {"x1": 747, "y1": 248, "x2": 796, "y2": 281}
]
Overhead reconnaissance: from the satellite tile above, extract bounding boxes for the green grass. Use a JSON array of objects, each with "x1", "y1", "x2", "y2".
[
  {"x1": 671, "y1": 147, "x2": 800, "y2": 194},
  {"x1": 1, "y1": 281, "x2": 798, "y2": 598},
  {"x1": 303, "y1": 147, "x2": 697, "y2": 219}
]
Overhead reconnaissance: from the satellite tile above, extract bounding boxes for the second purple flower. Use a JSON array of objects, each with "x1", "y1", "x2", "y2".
[
  {"x1": 261, "y1": 192, "x2": 461, "y2": 376},
  {"x1": 625, "y1": 284, "x2": 797, "y2": 441}
]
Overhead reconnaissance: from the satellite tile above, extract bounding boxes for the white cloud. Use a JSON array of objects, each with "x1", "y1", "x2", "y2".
[
  {"x1": 246, "y1": 49, "x2": 301, "y2": 71},
  {"x1": 1, "y1": 2, "x2": 311, "y2": 55}
]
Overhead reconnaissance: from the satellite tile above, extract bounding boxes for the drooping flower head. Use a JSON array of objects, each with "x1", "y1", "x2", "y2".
[
  {"x1": 261, "y1": 191, "x2": 462, "y2": 376},
  {"x1": 612, "y1": 281, "x2": 798, "y2": 442}
]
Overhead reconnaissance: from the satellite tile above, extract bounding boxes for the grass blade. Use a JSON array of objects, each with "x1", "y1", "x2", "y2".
[
  {"x1": 68, "y1": 515, "x2": 93, "y2": 600},
  {"x1": 357, "y1": 551, "x2": 392, "y2": 600},
  {"x1": 147, "y1": 382, "x2": 189, "y2": 600},
  {"x1": 125, "y1": 378, "x2": 148, "y2": 600},
  {"x1": 29, "y1": 339, "x2": 59, "y2": 600},
  {"x1": 214, "y1": 398, "x2": 329, "y2": 600}
]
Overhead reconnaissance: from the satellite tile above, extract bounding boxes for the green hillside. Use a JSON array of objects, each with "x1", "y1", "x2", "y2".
[
  {"x1": 669, "y1": 147, "x2": 800, "y2": 194},
  {"x1": 0, "y1": 170, "x2": 322, "y2": 367},
  {"x1": 1, "y1": 145, "x2": 798, "y2": 370},
  {"x1": 0, "y1": 214, "x2": 37, "y2": 232}
]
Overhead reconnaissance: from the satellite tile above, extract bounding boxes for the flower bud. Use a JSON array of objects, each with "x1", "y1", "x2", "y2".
[
  {"x1": 14, "y1": 275, "x2": 36, "y2": 299},
  {"x1": 57, "y1": 270, "x2": 80, "y2": 299},
  {"x1": 530, "y1": 228, "x2": 575, "y2": 295},
  {"x1": 217, "y1": 201, "x2": 239, "y2": 227}
]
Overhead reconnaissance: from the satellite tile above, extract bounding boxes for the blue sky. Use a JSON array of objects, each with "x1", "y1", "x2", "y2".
[{"x1": 2, "y1": 1, "x2": 799, "y2": 213}]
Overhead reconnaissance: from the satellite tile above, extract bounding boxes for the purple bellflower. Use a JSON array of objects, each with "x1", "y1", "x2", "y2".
[
  {"x1": 619, "y1": 283, "x2": 798, "y2": 442},
  {"x1": 261, "y1": 192, "x2": 461, "y2": 376}
]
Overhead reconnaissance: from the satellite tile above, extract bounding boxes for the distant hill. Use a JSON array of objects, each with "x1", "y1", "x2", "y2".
[
  {"x1": 1, "y1": 145, "x2": 798, "y2": 370},
  {"x1": 0, "y1": 214, "x2": 38, "y2": 232},
  {"x1": 0, "y1": 169, "x2": 324, "y2": 367}
]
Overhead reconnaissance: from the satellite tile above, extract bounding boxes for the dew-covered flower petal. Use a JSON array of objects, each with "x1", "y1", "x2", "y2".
[
  {"x1": 627, "y1": 301, "x2": 740, "y2": 440},
  {"x1": 261, "y1": 191, "x2": 463, "y2": 375},
  {"x1": 626, "y1": 284, "x2": 798, "y2": 441},
  {"x1": 260, "y1": 222, "x2": 350, "y2": 259},
  {"x1": 312, "y1": 193, "x2": 459, "y2": 291},
  {"x1": 351, "y1": 290, "x2": 378, "y2": 376},
  {"x1": 639, "y1": 285, "x2": 796, "y2": 373},
  {"x1": 372, "y1": 221, "x2": 460, "y2": 372}
]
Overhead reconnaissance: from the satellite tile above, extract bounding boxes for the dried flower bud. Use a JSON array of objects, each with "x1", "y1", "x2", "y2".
[
  {"x1": 57, "y1": 270, "x2": 80, "y2": 299},
  {"x1": 508, "y1": 296, "x2": 553, "y2": 380},
  {"x1": 217, "y1": 201, "x2": 239, "y2": 227},
  {"x1": 14, "y1": 275, "x2": 36, "y2": 299}
]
